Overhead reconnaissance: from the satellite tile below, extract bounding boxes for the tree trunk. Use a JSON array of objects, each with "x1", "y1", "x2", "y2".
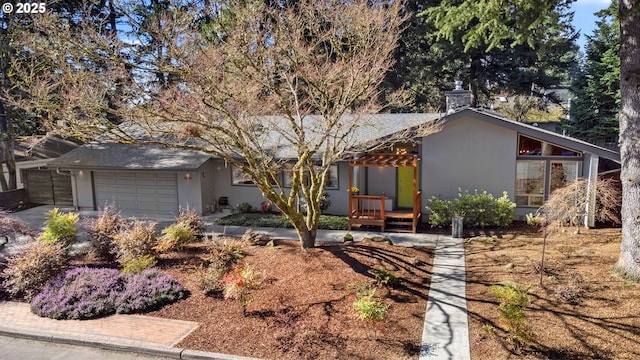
[
  {"x1": 297, "y1": 228, "x2": 316, "y2": 251},
  {"x1": 285, "y1": 210, "x2": 317, "y2": 250},
  {"x1": 615, "y1": 0, "x2": 640, "y2": 278}
]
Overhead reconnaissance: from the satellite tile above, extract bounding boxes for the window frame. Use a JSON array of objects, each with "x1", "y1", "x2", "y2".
[
  {"x1": 515, "y1": 134, "x2": 584, "y2": 207},
  {"x1": 282, "y1": 164, "x2": 339, "y2": 190}
]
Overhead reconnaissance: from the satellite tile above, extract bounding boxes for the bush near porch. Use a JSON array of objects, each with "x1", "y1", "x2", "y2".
[{"x1": 426, "y1": 189, "x2": 516, "y2": 228}]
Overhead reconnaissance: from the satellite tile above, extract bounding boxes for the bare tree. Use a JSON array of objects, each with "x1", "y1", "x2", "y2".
[
  {"x1": 8, "y1": 0, "x2": 439, "y2": 250},
  {"x1": 539, "y1": 178, "x2": 620, "y2": 233}
]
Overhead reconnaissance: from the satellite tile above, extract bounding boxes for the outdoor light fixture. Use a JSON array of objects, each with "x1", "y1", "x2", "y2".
[{"x1": 184, "y1": 173, "x2": 192, "y2": 180}]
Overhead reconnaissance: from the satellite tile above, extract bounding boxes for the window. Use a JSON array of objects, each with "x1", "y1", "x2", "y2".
[
  {"x1": 323, "y1": 164, "x2": 339, "y2": 189},
  {"x1": 549, "y1": 161, "x2": 580, "y2": 194},
  {"x1": 518, "y1": 135, "x2": 581, "y2": 157},
  {"x1": 515, "y1": 161, "x2": 545, "y2": 206},
  {"x1": 516, "y1": 134, "x2": 584, "y2": 207},
  {"x1": 282, "y1": 164, "x2": 338, "y2": 189},
  {"x1": 231, "y1": 166, "x2": 254, "y2": 185}
]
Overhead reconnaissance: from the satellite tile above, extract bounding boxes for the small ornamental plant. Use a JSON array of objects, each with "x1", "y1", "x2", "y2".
[
  {"x1": 39, "y1": 208, "x2": 79, "y2": 248},
  {"x1": 369, "y1": 267, "x2": 397, "y2": 288},
  {"x1": 85, "y1": 203, "x2": 123, "y2": 260},
  {"x1": 156, "y1": 222, "x2": 195, "y2": 252},
  {"x1": 489, "y1": 281, "x2": 534, "y2": 348},
  {"x1": 260, "y1": 201, "x2": 272, "y2": 213},
  {"x1": 350, "y1": 285, "x2": 389, "y2": 336},
  {"x1": 220, "y1": 263, "x2": 262, "y2": 315}
]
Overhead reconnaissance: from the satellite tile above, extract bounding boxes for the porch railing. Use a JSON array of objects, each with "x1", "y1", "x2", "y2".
[{"x1": 349, "y1": 195, "x2": 385, "y2": 220}]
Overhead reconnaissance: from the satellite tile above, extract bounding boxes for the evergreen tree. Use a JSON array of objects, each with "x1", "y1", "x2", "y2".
[
  {"x1": 563, "y1": 1, "x2": 620, "y2": 148},
  {"x1": 383, "y1": 0, "x2": 578, "y2": 112}
]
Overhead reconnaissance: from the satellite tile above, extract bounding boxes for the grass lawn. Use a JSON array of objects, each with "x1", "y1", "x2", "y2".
[{"x1": 214, "y1": 212, "x2": 348, "y2": 230}]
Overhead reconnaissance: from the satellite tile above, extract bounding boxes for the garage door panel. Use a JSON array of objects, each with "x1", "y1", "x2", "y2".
[{"x1": 94, "y1": 171, "x2": 178, "y2": 213}]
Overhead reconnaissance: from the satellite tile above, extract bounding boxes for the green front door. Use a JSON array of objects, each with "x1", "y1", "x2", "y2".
[{"x1": 397, "y1": 167, "x2": 415, "y2": 208}]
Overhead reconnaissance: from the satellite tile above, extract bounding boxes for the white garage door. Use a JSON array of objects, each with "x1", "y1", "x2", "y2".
[{"x1": 94, "y1": 171, "x2": 178, "y2": 213}]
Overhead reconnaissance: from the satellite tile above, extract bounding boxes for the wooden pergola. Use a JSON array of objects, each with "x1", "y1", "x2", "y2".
[{"x1": 348, "y1": 154, "x2": 421, "y2": 233}]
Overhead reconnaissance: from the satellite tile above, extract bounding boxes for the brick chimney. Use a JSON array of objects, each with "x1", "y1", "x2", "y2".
[{"x1": 445, "y1": 80, "x2": 472, "y2": 114}]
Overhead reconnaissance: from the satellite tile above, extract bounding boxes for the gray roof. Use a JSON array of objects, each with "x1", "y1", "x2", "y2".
[
  {"x1": 257, "y1": 113, "x2": 443, "y2": 158},
  {"x1": 49, "y1": 143, "x2": 213, "y2": 170},
  {"x1": 49, "y1": 110, "x2": 620, "y2": 170},
  {"x1": 15, "y1": 136, "x2": 80, "y2": 162}
]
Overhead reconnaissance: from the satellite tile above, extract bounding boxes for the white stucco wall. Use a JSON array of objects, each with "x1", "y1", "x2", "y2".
[
  {"x1": 177, "y1": 170, "x2": 202, "y2": 213},
  {"x1": 421, "y1": 116, "x2": 518, "y2": 208}
]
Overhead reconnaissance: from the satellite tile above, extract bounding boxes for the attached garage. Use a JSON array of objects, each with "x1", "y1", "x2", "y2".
[
  {"x1": 94, "y1": 171, "x2": 178, "y2": 213},
  {"x1": 49, "y1": 143, "x2": 217, "y2": 215}
]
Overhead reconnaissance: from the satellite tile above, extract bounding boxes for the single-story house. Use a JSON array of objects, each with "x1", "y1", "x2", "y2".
[{"x1": 49, "y1": 102, "x2": 620, "y2": 229}]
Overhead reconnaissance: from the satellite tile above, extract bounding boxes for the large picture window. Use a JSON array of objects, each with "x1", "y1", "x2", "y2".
[
  {"x1": 515, "y1": 161, "x2": 545, "y2": 206},
  {"x1": 515, "y1": 134, "x2": 583, "y2": 207},
  {"x1": 549, "y1": 161, "x2": 580, "y2": 194}
]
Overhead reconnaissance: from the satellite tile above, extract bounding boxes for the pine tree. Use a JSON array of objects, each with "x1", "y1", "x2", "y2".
[{"x1": 563, "y1": 1, "x2": 620, "y2": 148}]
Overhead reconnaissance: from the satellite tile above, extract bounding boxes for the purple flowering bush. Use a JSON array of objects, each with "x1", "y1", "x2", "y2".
[
  {"x1": 116, "y1": 268, "x2": 186, "y2": 314},
  {"x1": 30, "y1": 267, "x2": 124, "y2": 319},
  {"x1": 30, "y1": 267, "x2": 186, "y2": 320}
]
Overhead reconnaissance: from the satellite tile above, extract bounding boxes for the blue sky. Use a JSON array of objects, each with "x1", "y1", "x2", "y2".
[{"x1": 571, "y1": 0, "x2": 613, "y2": 51}]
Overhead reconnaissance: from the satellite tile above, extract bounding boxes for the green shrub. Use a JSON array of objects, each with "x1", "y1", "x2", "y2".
[
  {"x1": 85, "y1": 203, "x2": 123, "y2": 259},
  {"x1": 39, "y1": 208, "x2": 78, "y2": 247},
  {"x1": 425, "y1": 197, "x2": 452, "y2": 227},
  {"x1": 156, "y1": 222, "x2": 195, "y2": 252},
  {"x1": 369, "y1": 267, "x2": 397, "y2": 288},
  {"x1": 236, "y1": 202, "x2": 254, "y2": 213},
  {"x1": 352, "y1": 287, "x2": 389, "y2": 322},
  {"x1": 2, "y1": 242, "x2": 69, "y2": 301},
  {"x1": 343, "y1": 233, "x2": 354, "y2": 242},
  {"x1": 112, "y1": 220, "x2": 158, "y2": 269},
  {"x1": 426, "y1": 190, "x2": 515, "y2": 227},
  {"x1": 121, "y1": 255, "x2": 158, "y2": 275},
  {"x1": 489, "y1": 281, "x2": 534, "y2": 346}
]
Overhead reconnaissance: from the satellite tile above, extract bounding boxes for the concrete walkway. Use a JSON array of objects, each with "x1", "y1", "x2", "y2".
[
  {"x1": 2, "y1": 206, "x2": 471, "y2": 360},
  {"x1": 420, "y1": 236, "x2": 471, "y2": 360}
]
